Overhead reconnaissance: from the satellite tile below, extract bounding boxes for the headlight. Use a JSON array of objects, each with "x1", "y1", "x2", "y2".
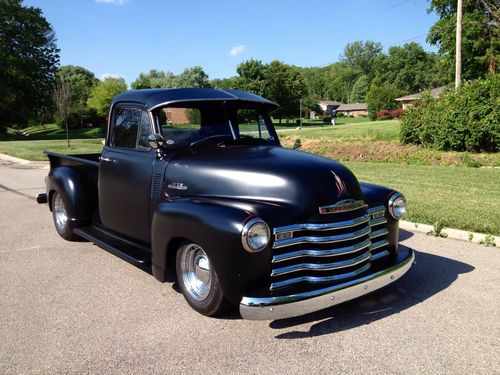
[
  {"x1": 388, "y1": 192, "x2": 407, "y2": 219},
  {"x1": 241, "y1": 218, "x2": 270, "y2": 253}
]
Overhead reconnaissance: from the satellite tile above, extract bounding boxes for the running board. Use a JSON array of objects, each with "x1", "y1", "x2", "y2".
[{"x1": 74, "y1": 226, "x2": 151, "y2": 269}]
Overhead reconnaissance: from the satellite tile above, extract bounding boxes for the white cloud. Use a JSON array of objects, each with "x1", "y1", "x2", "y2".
[
  {"x1": 229, "y1": 44, "x2": 246, "y2": 56},
  {"x1": 96, "y1": 0, "x2": 128, "y2": 5},
  {"x1": 100, "y1": 73, "x2": 123, "y2": 80}
]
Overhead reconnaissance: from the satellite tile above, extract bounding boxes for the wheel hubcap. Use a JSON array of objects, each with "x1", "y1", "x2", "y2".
[
  {"x1": 180, "y1": 244, "x2": 211, "y2": 301},
  {"x1": 53, "y1": 194, "x2": 68, "y2": 230}
]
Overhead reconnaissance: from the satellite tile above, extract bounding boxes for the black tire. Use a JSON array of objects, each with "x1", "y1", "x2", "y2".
[
  {"x1": 51, "y1": 191, "x2": 79, "y2": 241},
  {"x1": 175, "y1": 242, "x2": 231, "y2": 317}
]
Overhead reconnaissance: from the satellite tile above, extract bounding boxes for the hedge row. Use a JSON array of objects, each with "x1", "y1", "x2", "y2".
[{"x1": 400, "y1": 74, "x2": 499, "y2": 152}]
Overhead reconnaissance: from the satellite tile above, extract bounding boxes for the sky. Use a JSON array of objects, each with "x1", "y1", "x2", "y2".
[{"x1": 25, "y1": 0, "x2": 440, "y2": 86}]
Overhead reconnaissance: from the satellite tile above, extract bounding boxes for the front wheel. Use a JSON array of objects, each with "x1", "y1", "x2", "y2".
[
  {"x1": 176, "y1": 242, "x2": 230, "y2": 317},
  {"x1": 52, "y1": 191, "x2": 78, "y2": 241}
]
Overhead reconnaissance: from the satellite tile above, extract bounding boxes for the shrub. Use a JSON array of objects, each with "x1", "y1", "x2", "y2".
[
  {"x1": 322, "y1": 115, "x2": 332, "y2": 124},
  {"x1": 389, "y1": 108, "x2": 405, "y2": 119},
  {"x1": 336, "y1": 112, "x2": 344, "y2": 118},
  {"x1": 401, "y1": 75, "x2": 500, "y2": 152},
  {"x1": 376, "y1": 110, "x2": 390, "y2": 119},
  {"x1": 366, "y1": 83, "x2": 402, "y2": 120}
]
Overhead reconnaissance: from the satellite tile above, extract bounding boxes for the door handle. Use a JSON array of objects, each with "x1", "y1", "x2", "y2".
[{"x1": 100, "y1": 157, "x2": 116, "y2": 163}]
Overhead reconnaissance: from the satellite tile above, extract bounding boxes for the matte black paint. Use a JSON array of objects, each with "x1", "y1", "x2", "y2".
[{"x1": 41, "y1": 88, "x2": 405, "y2": 307}]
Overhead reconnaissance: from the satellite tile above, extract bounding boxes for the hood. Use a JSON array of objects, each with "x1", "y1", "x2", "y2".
[{"x1": 164, "y1": 145, "x2": 364, "y2": 220}]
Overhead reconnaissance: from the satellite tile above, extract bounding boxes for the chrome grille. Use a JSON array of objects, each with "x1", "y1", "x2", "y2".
[{"x1": 270, "y1": 205, "x2": 390, "y2": 291}]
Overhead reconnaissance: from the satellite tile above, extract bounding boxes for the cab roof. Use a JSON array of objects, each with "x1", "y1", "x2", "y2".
[{"x1": 111, "y1": 88, "x2": 278, "y2": 110}]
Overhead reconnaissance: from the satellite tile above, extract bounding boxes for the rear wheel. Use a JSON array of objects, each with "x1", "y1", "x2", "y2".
[
  {"x1": 52, "y1": 191, "x2": 78, "y2": 241},
  {"x1": 176, "y1": 242, "x2": 230, "y2": 316}
]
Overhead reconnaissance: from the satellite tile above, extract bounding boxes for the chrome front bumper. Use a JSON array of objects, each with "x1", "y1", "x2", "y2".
[{"x1": 240, "y1": 246, "x2": 415, "y2": 320}]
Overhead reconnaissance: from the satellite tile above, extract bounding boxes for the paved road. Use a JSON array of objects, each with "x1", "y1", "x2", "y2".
[{"x1": 0, "y1": 160, "x2": 498, "y2": 375}]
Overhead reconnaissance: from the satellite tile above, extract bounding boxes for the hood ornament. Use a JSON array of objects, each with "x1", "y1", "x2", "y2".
[{"x1": 332, "y1": 171, "x2": 348, "y2": 198}]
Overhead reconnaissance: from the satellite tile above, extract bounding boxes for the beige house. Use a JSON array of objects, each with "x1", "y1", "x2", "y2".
[
  {"x1": 336, "y1": 103, "x2": 368, "y2": 117},
  {"x1": 395, "y1": 86, "x2": 446, "y2": 109}
]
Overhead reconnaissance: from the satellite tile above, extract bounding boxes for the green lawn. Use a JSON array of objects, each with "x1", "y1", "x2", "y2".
[
  {"x1": 3, "y1": 123, "x2": 104, "y2": 141},
  {"x1": 0, "y1": 138, "x2": 104, "y2": 160},
  {"x1": 276, "y1": 119, "x2": 400, "y2": 141},
  {"x1": 347, "y1": 162, "x2": 500, "y2": 236}
]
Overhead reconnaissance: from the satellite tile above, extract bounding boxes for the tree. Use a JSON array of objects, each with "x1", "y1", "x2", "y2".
[
  {"x1": 87, "y1": 77, "x2": 127, "y2": 117},
  {"x1": 58, "y1": 65, "x2": 98, "y2": 123},
  {"x1": 131, "y1": 69, "x2": 176, "y2": 89},
  {"x1": 236, "y1": 59, "x2": 267, "y2": 96},
  {"x1": 350, "y1": 75, "x2": 370, "y2": 103},
  {"x1": 176, "y1": 66, "x2": 211, "y2": 88},
  {"x1": 427, "y1": 0, "x2": 499, "y2": 80},
  {"x1": 210, "y1": 76, "x2": 242, "y2": 90},
  {"x1": 53, "y1": 75, "x2": 71, "y2": 147},
  {"x1": 300, "y1": 66, "x2": 330, "y2": 99},
  {"x1": 365, "y1": 83, "x2": 402, "y2": 120},
  {"x1": 325, "y1": 63, "x2": 361, "y2": 103},
  {"x1": 340, "y1": 40, "x2": 383, "y2": 76},
  {"x1": 0, "y1": 0, "x2": 60, "y2": 128},
  {"x1": 372, "y1": 43, "x2": 446, "y2": 93},
  {"x1": 264, "y1": 60, "x2": 307, "y2": 123}
]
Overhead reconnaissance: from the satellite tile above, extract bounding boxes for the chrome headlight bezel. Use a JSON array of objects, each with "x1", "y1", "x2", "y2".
[
  {"x1": 241, "y1": 218, "x2": 270, "y2": 253},
  {"x1": 388, "y1": 192, "x2": 407, "y2": 220}
]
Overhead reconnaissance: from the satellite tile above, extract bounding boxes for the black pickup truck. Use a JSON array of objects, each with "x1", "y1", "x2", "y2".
[{"x1": 37, "y1": 88, "x2": 414, "y2": 320}]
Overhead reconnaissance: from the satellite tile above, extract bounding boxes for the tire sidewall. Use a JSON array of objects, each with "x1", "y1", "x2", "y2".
[{"x1": 52, "y1": 191, "x2": 76, "y2": 241}]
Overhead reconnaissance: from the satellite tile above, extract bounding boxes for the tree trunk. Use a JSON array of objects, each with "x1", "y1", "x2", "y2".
[{"x1": 65, "y1": 117, "x2": 70, "y2": 148}]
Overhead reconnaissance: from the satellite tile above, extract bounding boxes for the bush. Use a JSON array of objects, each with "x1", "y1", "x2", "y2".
[
  {"x1": 376, "y1": 109, "x2": 390, "y2": 119},
  {"x1": 322, "y1": 115, "x2": 332, "y2": 124},
  {"x1": 389, "y1": 108, "x2": 405, "y2": 119},
  {"x1": 336, "y1": 112, "x2": 344, "y2": 118},
  {"x1": 366, "y1": 83, "x2": 402, "y2": 120},
  {"x1": 401, "y1": 75, "x2": 500, "y2": 152}
]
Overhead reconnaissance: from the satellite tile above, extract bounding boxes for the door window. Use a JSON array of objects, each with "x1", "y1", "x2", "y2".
[{"x1": 111, "y1": 107, "x2": 151, "y2": 149}]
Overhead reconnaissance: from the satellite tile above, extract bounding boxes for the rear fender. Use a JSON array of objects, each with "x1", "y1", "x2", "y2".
[{"x1": 46, "y1": 166, "x2": 96, "y2": 226}]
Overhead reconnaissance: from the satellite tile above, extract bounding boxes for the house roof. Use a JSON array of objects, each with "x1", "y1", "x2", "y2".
[
  {"x1": 112, "y1": 88, "x2": 278, "y2": 110},
  {"x1": 337, "y1": 103, "x2": 368, "y2": 111},
  {"x1": 317, "y1": 100, "x2": 344, "y2": 106},
  {"x1": 395, "y1": 86, "x2": 447, "y2": 101}
]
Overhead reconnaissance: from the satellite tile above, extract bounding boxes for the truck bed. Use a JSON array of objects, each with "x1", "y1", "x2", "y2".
[{"x1": 44, "y1": 151, "x2": 101, "y2": 168}]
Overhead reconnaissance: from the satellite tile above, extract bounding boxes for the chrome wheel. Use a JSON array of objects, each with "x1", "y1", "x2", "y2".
[
  {"x1": 179, "y1": 243, "x2": 211, "y2": 301},
  {"x1": 53, "y1": 193, "x2": 68, "y2": 231}
]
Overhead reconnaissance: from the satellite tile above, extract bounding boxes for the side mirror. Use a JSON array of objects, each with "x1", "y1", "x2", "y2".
[{"x1": 148, "y1": 134, "x2": 165, "y2": 149}]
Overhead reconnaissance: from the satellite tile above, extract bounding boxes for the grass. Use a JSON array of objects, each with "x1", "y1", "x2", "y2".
[
  {"x1": 3, "y1": 123, "x2": 104, "y2": 141},
  {"x1": 276, "y1": 119, "x2": 400, "y2": 141},
  {"x1": 346, "y1": 162, "x2": 500, "y2": 236},
  {"x1": 0, "y1": 139, "x2": 104, "y2": 160}
]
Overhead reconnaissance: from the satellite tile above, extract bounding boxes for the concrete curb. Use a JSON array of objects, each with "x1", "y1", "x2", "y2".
[{"x1": 400, "y1": 220, "x2": 499, "y2": 247}]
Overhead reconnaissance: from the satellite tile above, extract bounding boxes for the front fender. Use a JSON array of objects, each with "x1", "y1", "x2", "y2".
[
  {"x1": 360, "y1": 182, "x2": 400, "y2": 249},
  {"x1": 151, "y1": 198, "x2": 290, "y2": 305}
]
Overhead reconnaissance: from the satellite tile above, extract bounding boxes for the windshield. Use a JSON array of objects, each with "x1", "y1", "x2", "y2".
[{"x1": 152, "y1": 101, "x2": 279, "y2": 148}]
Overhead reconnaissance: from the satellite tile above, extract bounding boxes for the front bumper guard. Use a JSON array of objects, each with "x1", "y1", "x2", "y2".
[{"x1": 240, "y1": 246, "x2": 415, "y2": 320}]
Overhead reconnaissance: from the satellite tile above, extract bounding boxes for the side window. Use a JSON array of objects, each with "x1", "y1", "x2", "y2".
[{"x1": 111, "y1": 107, "x2": 150, "y2": 150}]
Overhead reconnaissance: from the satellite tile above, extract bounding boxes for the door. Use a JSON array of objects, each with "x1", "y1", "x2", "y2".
[{"x1": 99, "y1": 105, "x2": 154, "y2": 243}]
